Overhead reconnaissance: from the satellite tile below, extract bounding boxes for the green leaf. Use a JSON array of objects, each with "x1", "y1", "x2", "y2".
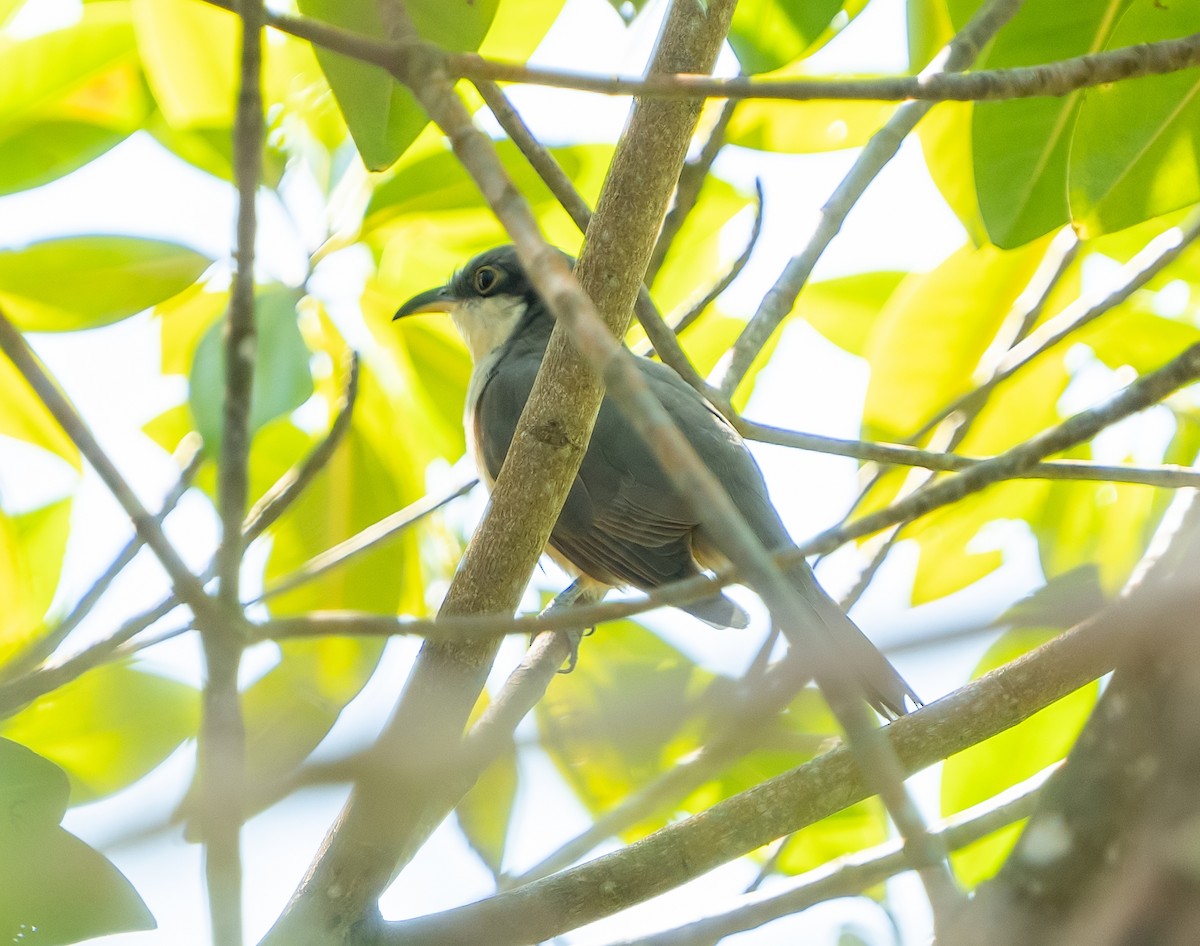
[
  {"x1": 0, "y1": 2, "x2": 137, "y2": 129},
  {"x1": 650, "y1": 174, "x2": 753, "y2": 316},
  {"x1": 862, "y1": 240, "x2": 1048, "y2": 439},
  {"x1": 178, "y1": 636, "x2": 385, "y2": 826},
  {"x1": 0, "y1": 358, "x2": 80, "y2": 470},
  {"x1": 188, "y1": 287, "x2": 314, "y2": 453},
  {"x1": 479, "y1": 0, "x2": 567, "y2": 60},
  {"x1": 0, "y1": 662, "x2": 199, "y2": 803},
  {"x1": 942, "y1": 628, "x2": 1098, "y2": 887},
  {"x1": 0, "y1": 5, "x2": 148, "y2": 194},
  {"x1": 967, "y1": 0, "x2": 1128, "y2": 247},
  {"x1": 456, "y1": 693, "x2": 518, "y2": 875},
  {"x1": 1070, "y1": 2, "x2": 1200, "y2": 237},
  {"x1": 0, "y1": 236, "x2": 212, "y2": 332},
  {"x1": 1078, "y1": 303, "x2": 1200, "y2": 374},
  {"x1": 723, "y1": 96, "x2": 897, "y2": 153},
  {"x1": 0, "y1": 739, "x2": 155, "y2": 942},
  {"x1": 537, "y1": 621, "x2": 712, "y2": 837},
  {"x1": 729, "y1": 0, "x2": 867, "y2": 74},
  {"x1": 297, "y1": 0, "x2": 499, "y2": 170},
  {"x1": 1000, "y1": 565, "x2": 1106, "y2": 630},
  {"x1": 1033, "y1": 474, "x2": 1161, "y2": 594},
  {"x1": 796, "y1": 271, "x2": 907, "y2": 357},
  {"x1": 0, "y1": 738, "x2": 69, "y2": 830},
  {"x1": 262, "y1": 388, "x2": 420, "y2": 617},
  {"x1": 131, "y1": 0, "x2": 239, "y2": 128},
  {"x1": 0, "y1": 825, "x2": 156, "y2": 944},
  {"x1": 0, "y1": 499, "x2": 72, "y2": 669}
]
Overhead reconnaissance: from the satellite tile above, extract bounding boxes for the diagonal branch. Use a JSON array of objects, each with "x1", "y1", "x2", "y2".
[{"x1": 258, "y1": 2, "x2": 738, "y2": 943}]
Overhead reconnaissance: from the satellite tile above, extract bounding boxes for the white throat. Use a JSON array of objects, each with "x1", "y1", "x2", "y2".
[{"x1": 449, "y1": 295, "x2": 528, "y2": 365}]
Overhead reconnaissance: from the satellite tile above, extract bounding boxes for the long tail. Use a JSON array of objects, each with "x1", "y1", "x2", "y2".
[{"x1": 784, "y1": 560, "x2": 920, "y2": 719}]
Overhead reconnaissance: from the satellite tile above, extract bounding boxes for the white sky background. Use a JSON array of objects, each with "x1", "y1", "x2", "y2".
[{"x1": 0, "y1": 0, "x2": 1055, "y2": 943}]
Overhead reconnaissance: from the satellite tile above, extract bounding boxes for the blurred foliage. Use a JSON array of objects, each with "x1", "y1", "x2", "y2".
[{"x1": 0, "y1": 0, "x2": 1198, "y2": 939}]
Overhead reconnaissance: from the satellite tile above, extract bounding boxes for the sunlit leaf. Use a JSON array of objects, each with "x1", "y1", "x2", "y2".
[
  {"x1": 795, "y1": 271, "x2": 906, "y2": 357},
  {"x1": 0, "y1": 358, "x2": 80, "y2": 470},
  {"x1": 967, "y1": 0, "x2": 1128, "y2": 247},
  {"x1": 863, "y1": 240, "x2": 1048, "y2": 439},
  {"x1": 729, "y1": 0, "x2": 867, "y2": 74},
  {"x1": 297, "y1": 0, "x2": 499, "y2": 170},
  {"x1": 456, "y1": 692, "x2": 518, "y2": 875},
  {"x1": 0, "y1": 3, "x2": 136, "y2": 127},
  {"x1": 942, "y1": 628, "x2": 1098, "y2": 887},
  {"x1": 0, "y1": 236, "x2": 211, "y2": 332},
  {"x1": 1033, "y1": 473, "x2": 1161, "y2": 594},
  {"x1": 479, "y1": 0, "x2": 567, "y2": 60},
  {"x1": 1077, "y1": 304, "x2": 1200, "y2": 374},
  {"x1": 0, "y1": 662, "x2": 198, "y2": 803},
  {"x1": 0, "y1": 499, "x2": 72, "y2": 669},
  {"x1": 537, "y1": 620, "x2": 712, "y2": 837},
  {"x1": 915, "y1": 101, "x2": 988, "y2": 245},
  {"x1": 723, "y1": 96, "x2": 897, "y2": 154},
  {"x1": 131, "y1": 0, "x2": 238, "y2": 128},
  {"x1": 0, "y1": 741, "x2": 154, "y2": 943},
  {"x1": 1071, "y1": 2, "x2": 1200, "y2": 237},
  {"x1": 188, "y1": 287, "x2": 314, "y2": 453},
  {"x1": 651, "y1": 176, "x2": 753, "y2": 317}
]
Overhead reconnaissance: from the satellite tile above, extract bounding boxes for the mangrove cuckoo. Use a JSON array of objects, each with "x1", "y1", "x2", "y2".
[{"x1": 394, "y1": 246, "x2": 918, "y2": 718}]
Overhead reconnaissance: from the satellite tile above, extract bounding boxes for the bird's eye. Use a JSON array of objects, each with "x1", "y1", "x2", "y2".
[{"x1": 473, "y1": 265, "x2": 500, "y2": 295}]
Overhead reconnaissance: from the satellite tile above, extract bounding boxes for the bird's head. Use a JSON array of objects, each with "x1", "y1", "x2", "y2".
[{"x1": 393, "y1": 245, "x2": 553, "y2": 364}]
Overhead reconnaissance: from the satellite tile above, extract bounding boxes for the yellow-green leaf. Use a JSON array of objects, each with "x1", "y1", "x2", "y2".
[
  {"x1": 0, "y1": 662, "x2": 199, "y2": 803},
  {"x1": 863, "y1": 240, "x2": 1048, "y2": 439},
  {"x1": 942, "y1": 628, "x2": 1098, "y2": 887},
  {"x1": 131, "y1": 0, "x2": 238, "y2": 128},
  {"x1": 0, "y1": 499, "x2": 72, "y2": 669},
  {"x1": 0, "y1": 236, "x2": 212, "y2": 332}
]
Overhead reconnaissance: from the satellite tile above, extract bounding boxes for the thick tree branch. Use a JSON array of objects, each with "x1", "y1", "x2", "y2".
[{"x1": 258, "y1": 2, "x2": 737, "y2": 943}]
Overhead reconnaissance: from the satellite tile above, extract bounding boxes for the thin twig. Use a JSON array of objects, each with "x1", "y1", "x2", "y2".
[
  {"x1": 200, "y1": 0, "x2": 1200, "y2": 107},
  {"x1": 0, "y1": 438, "x2": 203, "y2": 682},
  {"x1": 242, "y1": 352, "x2": 360, "y2": 543},
  {"x1": 0, "y1": 311, "x2": 220, "y2": 623},
  {"x1": 739, "y1": 421, "x2": 1200, "y2": 488},
  {"x1": 0, "y1": 596, "x2": 182, "y2": 718},
  {"x1": 719, "y1": 0, "x2": 1025, "y2": 397}
]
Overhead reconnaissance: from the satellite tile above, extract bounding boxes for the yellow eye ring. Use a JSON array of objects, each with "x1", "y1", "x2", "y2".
[{"x1": 473, "y1": 265, "x2": 500, "y2": 295}]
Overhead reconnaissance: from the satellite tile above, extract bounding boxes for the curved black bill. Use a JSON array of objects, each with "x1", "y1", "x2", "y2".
[{"x1": 393, "y1": 285, "x2": 456, "y2": 320}]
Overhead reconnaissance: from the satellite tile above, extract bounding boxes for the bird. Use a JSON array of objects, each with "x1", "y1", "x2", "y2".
[{"x1": 394, "y1": 245, "x2": 919, "y2": 718}]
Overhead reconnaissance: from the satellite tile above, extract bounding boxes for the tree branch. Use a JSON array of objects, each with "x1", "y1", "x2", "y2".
[{"x1": 258, "y1": 2, "x2": 737, "y2": 942}]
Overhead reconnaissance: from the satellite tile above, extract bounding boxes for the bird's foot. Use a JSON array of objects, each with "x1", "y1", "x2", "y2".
[{"x1": 533, "y1": 579, "x2": 605, "y2": 673}]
